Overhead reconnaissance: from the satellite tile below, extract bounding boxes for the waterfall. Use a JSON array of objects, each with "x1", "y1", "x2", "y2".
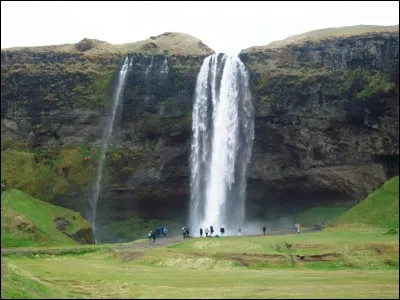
[
  {"x1": 160, "y1": 55, "x2": 169, "y2": 77},
  {"x1": 90, "y1": 56, "x2": 130, "y2": 240},
  {"x1": 146, "y1": 56, "x2": 153, "y2": 79},
  {"x1": 190, "y1": 53, "x2": 254, "y2": 234}
]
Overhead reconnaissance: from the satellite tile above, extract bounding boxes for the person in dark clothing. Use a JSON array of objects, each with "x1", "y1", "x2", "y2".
[
  {"x1": 220, "y1": 226, "x2": 225, "y2": 237},
  {"x1": 200, "y1": 228, "x2": 203, "y2": 237},
  {"x1": 210, "y1": 225, "x2": 214, "y2": 237},
  {"x1": 152, "y1": 230, "x2": 156, "y2": 243},
  {"x1": 186, "y1": 227, "x2": 190, "y2": 238},
  {"x1": 156, "y1": 225, "x2": 162, "y2": 238},
  {"x1": 182, "y1": 227, "x2": 187, "y2": 239},
  {"x1": 262, "y1": 225, "x2": 266, "y2": 236}
]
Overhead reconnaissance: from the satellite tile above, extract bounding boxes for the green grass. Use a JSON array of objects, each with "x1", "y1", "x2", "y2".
[
  {"x1": 331, "y1": 176, "x2": 399, "y2": 229},
  {"x1": 1, "y1": 227, "x2": 398, "y2": 298},
  {"x1": 1, "y1": 189, "x2": 92, "y2": 248}
]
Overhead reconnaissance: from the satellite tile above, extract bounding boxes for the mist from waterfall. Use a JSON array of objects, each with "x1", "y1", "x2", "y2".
[
  {"x1": 190, "y1": 53, "x2": 254, "y2": 234},
  {"x1": 90, "y1": 56, "x2": 130, "y2": 240}
]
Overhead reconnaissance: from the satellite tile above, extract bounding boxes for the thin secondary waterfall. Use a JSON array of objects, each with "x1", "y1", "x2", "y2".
[
  {"x1": 160, "y1": 55, "x2": 169, "y2": 76},
  {"x1": 146, "y1": 56, "x2": 153, "y2": 79},
  {"x1": 190, "y1": 53, "x2": 254, "y2": 233},
  {"x1": 91, "y1": 56, "x2": 130, "y2": 239}
]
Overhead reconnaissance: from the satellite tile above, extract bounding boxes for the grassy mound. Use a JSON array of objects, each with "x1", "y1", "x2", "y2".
[
  {"x1": 243, "y1": 24, "x2": 399, "y2": 52},
  {"x1": 1, "y1": 189, "x2": 94, "y2": 248},
  {"x1": 117, "y1": 32, "x2": 214, "y2": 56},
  {"x1": 331, "y1": 176, "x2": 399, "y2": 228},
  {"x1": 1, "y1": 32, "x2": 214, "y2": 57}
]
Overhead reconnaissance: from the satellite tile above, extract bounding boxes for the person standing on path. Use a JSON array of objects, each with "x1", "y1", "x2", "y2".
[
  {"x1": 237, "y1": 226, "x2": 242, "y2": 236},
  {"x1": 220, "y1": 226, "x2": 225, "y2": 237},
  {"x1": 210, "y1": 225, "x2": 214, "y2": 237},
  {"x1": 148, "y1": 231, "x2": 153, "y2": 244},
  {"x1": 200, "y1": 228, "x2": 203, "y2": 237},
  {"x1": 163, "y1": 225, "x2": 168, "y2": 238},
  {"x1": 262, "y1": 225, "x2": 266, "y2": 236},
  {"x1": 205, "y1": 227, "x2": 209, "y2": 237},
  {"x1": 152, "y1": 230, "x2": 156, "y2": 243}
]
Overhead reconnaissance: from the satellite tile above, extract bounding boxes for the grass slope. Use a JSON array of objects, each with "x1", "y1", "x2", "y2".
[
  {"x1": 243, "y1": 24, "x2": 399, "y2": 52},
  {"x1": 1, "y1": 32, "x2": 214, "y2": 57},
  {"x1": 1, "y1": 227, "x2": 398, "y2": 298},
  {"x1": 1, "y1": 189, "x2": 92, "y2": 248},
  {"x1": 331, "y1": 176, "x2": 399, "y2": 228}
]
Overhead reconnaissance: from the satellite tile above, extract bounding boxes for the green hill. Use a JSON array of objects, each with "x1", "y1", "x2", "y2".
[
  {"x1": 1, "y1": 188, "x2": 94, "y2": 247},
  {"x1": 331, "y1": 176, "x2": 399, "y2": 228}
]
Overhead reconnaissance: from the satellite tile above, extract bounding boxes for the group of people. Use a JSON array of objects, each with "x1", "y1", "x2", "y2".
[
  {"x1": 182, "y1": 227, "x2": 190, "y2": 238},
  {"x1": 148, "y1": 225, "x2": 168, "y2": 244},
  {"x1": 148, "y1": 223, "x2": 301, "y2": 243},
  {"x1": 199, "y1": 225, "x2": 226, "y2": 237}
]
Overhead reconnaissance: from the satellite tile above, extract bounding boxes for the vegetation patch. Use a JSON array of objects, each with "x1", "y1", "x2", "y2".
[
  {"x1": 331, "y1": 176, "x2": 399, "y2": 228},
  {"x1": 1, "y1": 188, "x2": 93, "y2": 247}
]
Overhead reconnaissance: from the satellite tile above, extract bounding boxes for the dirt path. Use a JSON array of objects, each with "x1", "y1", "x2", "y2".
[{"x1": 1, "y1": 228, "x2": 321, "y2": 256}]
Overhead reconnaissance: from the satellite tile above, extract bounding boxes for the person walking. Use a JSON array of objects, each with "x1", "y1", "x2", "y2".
[
  {"x1": 210, "y1": 225, "x2": 214, "y2": 237},
  {"x1": 148, "y1": 230, "x2": 153, "y2": 244},
  {"x1": 296, "y1": 223, "x2": 301, "y2": 233},
  {"x1": 220, "y1": 226, "x2": 225, "y2": 237},
  {"x1": 205, "y1": 227, "x2": 209, "y2": 237},
  {"x1": 262, "y1": 225, "x2": 266, "y2": 236},
  {"x1": 152, "y1": 230, "x2": 156, "y2": 243},
  {"x1": 200, "y1": 228, "x2": 203, "y2": 237}
]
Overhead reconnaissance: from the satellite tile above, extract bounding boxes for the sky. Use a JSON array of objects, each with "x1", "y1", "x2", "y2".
[{"x1": 1, "y1": 1, "x2": 399, "y2": 53}]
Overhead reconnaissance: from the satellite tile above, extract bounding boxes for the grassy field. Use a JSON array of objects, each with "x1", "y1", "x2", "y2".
[
  {"x1": 331, "y1": 176, "x2": 399, "y2": 229},
  {"x1": 1, "y1": 178, "x2": 398, "y2": 298},
  {"x1": 1, "y1": 227, "x2": 398, "y2": 298},
  {"x1": 1, "y1": 189, "x2": 93, "y2": 248}
]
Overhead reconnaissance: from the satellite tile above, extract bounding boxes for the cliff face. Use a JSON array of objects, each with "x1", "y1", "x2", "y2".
[
  {"x1": 1, "y1": 29, "x2": 399, "y2": 240},
  {"x1": 240, "y1": 32, "x2": 399, "y2": 217}
]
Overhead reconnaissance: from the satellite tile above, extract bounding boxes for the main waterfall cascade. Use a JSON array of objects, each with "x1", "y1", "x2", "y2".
[
  {"x1": 90, "y1": 56, "x2": 131, "y2": 239},
  {"x1": 190, "y1": 53, "x2": 254, "y2": 234}
]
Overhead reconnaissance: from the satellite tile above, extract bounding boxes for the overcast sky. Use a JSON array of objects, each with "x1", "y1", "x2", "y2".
[{"x1": 1, "y1": 1, "x2": 399, "y2": 52}]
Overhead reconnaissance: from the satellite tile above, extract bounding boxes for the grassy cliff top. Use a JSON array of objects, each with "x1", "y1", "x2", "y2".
[
  {"x1": 243, "y1": 24, "x2": 399, "y2": 53},
  {"x1": 1, "y1": 32, "x2": 214, "y2": 57},
  {"x1": 116, "y1": 32, "x2": 214, "y2": 56}
]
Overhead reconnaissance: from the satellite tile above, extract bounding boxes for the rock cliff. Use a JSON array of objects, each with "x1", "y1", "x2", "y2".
[{"x1": 1, "y1": 27, "x2": 398, "y2": 241}]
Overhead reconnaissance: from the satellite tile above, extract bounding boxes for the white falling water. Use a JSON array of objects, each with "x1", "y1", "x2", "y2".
[
  {"x1": 190, "y1": 53, "x2": 254, "y2": 234},
  {"x1": 91, "y1": 56, "x2": 130, "y2": 239},
  {"x1": 146, "y1": 56, "x2": 153, "y2": 79},
  {"x1": 160, "y1": 55, "x2": 169, "y2": 76}
]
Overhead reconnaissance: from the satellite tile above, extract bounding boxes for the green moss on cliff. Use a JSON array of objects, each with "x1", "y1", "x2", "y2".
[{"x1": 1, "y1": 146, "x2": 97, "y2": 203}]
